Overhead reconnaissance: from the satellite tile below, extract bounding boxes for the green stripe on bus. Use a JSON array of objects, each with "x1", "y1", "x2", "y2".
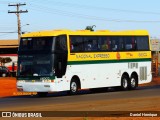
[{"x1": 68, "y1": 58, "x2": 151, "y2": 65}]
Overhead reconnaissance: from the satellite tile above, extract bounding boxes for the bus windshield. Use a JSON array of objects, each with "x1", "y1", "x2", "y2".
[
  {"x1": 18, "y1": 54, "x2": 54, "y2": 77},
  {"x1": 19, "y1": 37, "x2": 53, "y2": 51},
  {"x1": 18, "y1": 35, "x2": 68, "y2": 78}
]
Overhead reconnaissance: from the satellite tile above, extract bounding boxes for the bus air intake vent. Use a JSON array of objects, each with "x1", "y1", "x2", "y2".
[
  {"x1": 128, "y1": 63, "x2": 138, "y2": 69},
  {"x1": 139, "y1": 67, "x2": 147, "y2": 80}
]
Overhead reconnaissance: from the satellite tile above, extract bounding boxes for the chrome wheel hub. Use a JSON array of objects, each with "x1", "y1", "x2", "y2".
[
  {"x1": 123, "y1": 78, "x2": 128, "y2": 88},
  {"x1": 131, "y1": 78, "x2": 136, "y2": 87},
  {"x1": 71, "y1": 82, "x2": 77, "y2": 92}
]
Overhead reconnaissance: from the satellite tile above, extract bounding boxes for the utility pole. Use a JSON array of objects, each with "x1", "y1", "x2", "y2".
[{"x1": 8, "y1": 3, "x2": 28, "y2": 42}]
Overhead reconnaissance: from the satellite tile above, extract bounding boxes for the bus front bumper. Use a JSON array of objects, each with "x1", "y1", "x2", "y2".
[{"x1": 17, "y1": 82, "x2": 56, "y2": 92}]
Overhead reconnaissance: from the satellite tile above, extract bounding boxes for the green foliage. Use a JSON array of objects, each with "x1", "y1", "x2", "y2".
[{"x1": 0, "y1": 57, "x2": 12, "y2": 66}]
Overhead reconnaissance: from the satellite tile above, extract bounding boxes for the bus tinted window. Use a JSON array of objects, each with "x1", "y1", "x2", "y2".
[
  {"x1": 56, "y1": 35, "x2": 67, "y2": 51},
  {"x1": 99, "y1": 37, "x2": 111, "y2": 51},
  {"x1": 20, "y1": 37, "x2": 53, "y2": 51},
  {"x1": 70, "y1": 36, "x2": 99, "y2": 52},
  {"x1": 136, "y1": 36, "x2": 149, "y2": 50},
  {"x1": 84, "y1": 37, "x2": 99, "y2": 51},
  {"x1": 70, "y1": 36, "x2": 83, "y2": 52},
  {"x1": 70, "y1": 35, "x2": 149, "y2": 52},
  {"x1": 119, "y1": 37, "x2": 124, "y2": 51},
  {"x1": 21, "y1": 38, "x2": 33, "y2": 50},
  {"x1": 124, "y1": 37, "x2": 136, "y2": 51},
  {"x1": 99, "y1": 36, "x2": 125, "y2": 51},
  {"x1": 110, "y1": 37, "x2": 119, "y2": 51}
]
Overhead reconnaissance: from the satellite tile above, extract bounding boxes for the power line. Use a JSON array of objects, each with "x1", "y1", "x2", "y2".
[
  {"x1": 0, "y1": 31, "x2": 17, "y2": 37},
  {"x1": 0, "y1": 32, "x2": 17, "y2": 33},
  {"x1": 29, "y1": 0, "x2": 160, "y2": 15},
  {"x1": 30, "y1": 4, "x2": 160, "y2": 23},
  {"x1": 8, "y1": 3, "x2": 28, "y2": 42}
]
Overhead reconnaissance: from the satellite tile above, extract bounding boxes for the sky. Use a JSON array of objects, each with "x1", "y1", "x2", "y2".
[{"x1": 0, "y1": 0, "x2": 160, "y2": 39}]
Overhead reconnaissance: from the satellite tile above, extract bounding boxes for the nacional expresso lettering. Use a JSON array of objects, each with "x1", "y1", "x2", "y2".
[{"x1": 76, "y1": 54, "x2": 110, "y2": 59}]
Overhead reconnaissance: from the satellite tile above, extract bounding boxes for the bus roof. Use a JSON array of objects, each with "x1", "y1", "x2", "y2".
[{"x1": 21, "y1": 29, "x2": 149, "y2": 37}]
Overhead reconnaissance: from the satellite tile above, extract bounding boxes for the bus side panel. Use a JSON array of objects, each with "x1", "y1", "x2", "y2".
[
  {"x1": 64, "y1": 61, "x2": 152, "y2": 89},
  {"x1": 65, "y1": 63, "x2": 123, "y2": 89}
]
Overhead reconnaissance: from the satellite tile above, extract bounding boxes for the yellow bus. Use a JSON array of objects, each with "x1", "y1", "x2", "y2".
[{"x1": 17, "y1": 29, "x2": 152, "y2": 96}]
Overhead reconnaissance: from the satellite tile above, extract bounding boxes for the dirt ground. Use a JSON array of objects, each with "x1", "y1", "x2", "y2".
[{"x1": 0, "y1": 77, "x2": 36, "y2": 97}]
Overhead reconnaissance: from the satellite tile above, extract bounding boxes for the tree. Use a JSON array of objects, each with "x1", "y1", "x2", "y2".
[
  {"x1": 0, "y1": 57, "x2": 12, "y2": 66},
  {"x1": 0, "y1": 57, "x2": 2, "y2": 66},
  {"x1": 85, "y1": 25, "x2": 96, "y2": 31}
]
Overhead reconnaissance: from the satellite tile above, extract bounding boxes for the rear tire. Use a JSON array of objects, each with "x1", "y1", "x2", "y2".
[
  {"x1": 37, "y1": 92, "x2": 48, "y2": 97},
  {"x1": 129, "y1": 75, "x2": 138, "y2": 90},
  {"x1": 121, "y1": 75, "x2": 129, "y2": 90}
]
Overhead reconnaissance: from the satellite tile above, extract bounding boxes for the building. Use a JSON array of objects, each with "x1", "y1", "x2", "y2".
[
  {"x1": 150, "y1": 39, "x2": 160, "y2": 76},
  {"x1": 150, "y1": 39, "x2": 160, "y2": 51},
  {"x1": 0, "y1": 39, "x2": 18, "y2": 53},
  {"x1": 0, "y1": 40, "x2": 18, "y2": 75}
]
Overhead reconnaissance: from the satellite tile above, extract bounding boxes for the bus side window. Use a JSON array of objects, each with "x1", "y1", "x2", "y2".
[
  {"x1": 107, "y1": 37, "x2": 111, "y2": 50},
  {"x1": 56, "y1": 35, "x2": 67, "y2": 51},
  {"x1": 84, "y1": 37, "x2": 92, "y2": 51},
  {"x1": 70, "y1": 37, "x2": 75, "y2": 52},
  {"x1": 131, "y1": 37, "x2": 136, "y2": 50},
  {"x1": 111, "y1": 37, "x2": 118, "y2": 51},
  {"x1": 119, "y1": 37, "x2": 124, "y2": 51},
  {"x1": 136, "y1": 36, "x2": 149, "y2": 51},
  {"x1": 124, "y1": 37, "x2": 134, "y2": 51},
  {"x1": 84, "y1": 36, "x2": 98, "y2": 51},
  {"x1": 70, "y1": 36, "x2": 83, "y2": 52},
  {"x1": 101, "y1": 37, "x2": 109, "y2": 51}
]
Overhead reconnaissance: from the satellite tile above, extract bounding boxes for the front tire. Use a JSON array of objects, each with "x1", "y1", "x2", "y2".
[
  {"x1": 70, "y1": 80, "x2": 78, "y2": 95},
  {"x1": 121, "y1": 75, "x2": 129, "y2": 90}
]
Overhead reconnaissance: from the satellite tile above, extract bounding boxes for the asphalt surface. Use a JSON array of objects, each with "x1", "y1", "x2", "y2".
[{"x1": 0, "y1": 85, "x2": 160, "y2": 111}]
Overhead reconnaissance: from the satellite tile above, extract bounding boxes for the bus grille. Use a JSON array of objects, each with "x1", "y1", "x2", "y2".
[
  {"x1": 128, "y1": 63, "x2": 138, "y2": 69},
  {"x1": 139, "y1": 67, "x2": 147, "y2": 80}
]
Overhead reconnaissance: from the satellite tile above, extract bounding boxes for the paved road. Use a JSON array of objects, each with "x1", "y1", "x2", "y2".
[{"x1": 0, "y1": 85, "x2": 160, "y2": 111}]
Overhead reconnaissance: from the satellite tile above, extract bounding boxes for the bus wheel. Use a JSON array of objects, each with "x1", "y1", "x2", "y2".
[
  {"x1": 70, "y1": 80, "x2": 78, "y2": 95},
  {"x1": 129, "y1": 75, "x2": 138, "y2": 90},
  {"x1": 121, "y1": 75, "x2": 129, "y2": 90},
  {"x1": 37, "y1": 92, "x2": 48, "y2": 97}
]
